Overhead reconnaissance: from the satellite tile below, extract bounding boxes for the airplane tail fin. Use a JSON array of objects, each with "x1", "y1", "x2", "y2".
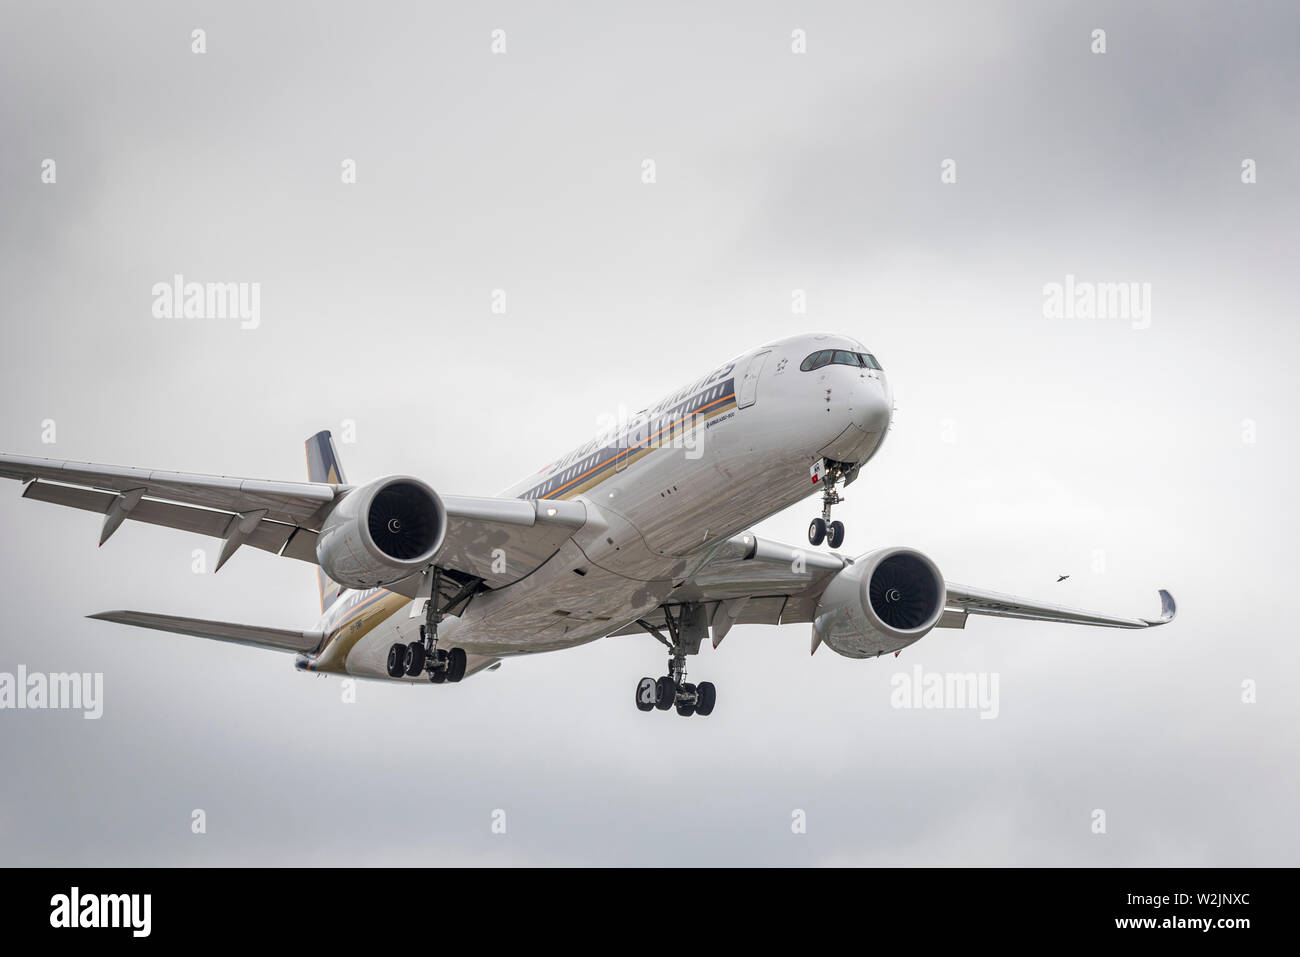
[
  {"x1": 305, "y1": 430, "x2": 347, "y2": 612},
  {"x1": 306, "y1": 429, "x2": 348, "y2": 486}
]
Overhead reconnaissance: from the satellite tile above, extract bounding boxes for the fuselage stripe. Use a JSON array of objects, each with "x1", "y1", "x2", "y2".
[
  {"x1": 312, "y1": 587, "x2": 398, "y2": 656},
  {"x1": 525, "y1": 390, "x2": 737, "y2": 501}
]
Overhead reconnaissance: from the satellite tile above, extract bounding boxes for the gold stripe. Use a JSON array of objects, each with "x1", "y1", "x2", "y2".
[
  {"x1": 314, "y1": 590, "x2": 408, "y2": 669},
  {"x1": 546, "y1": 392, "x2": 736, "y2": 500}
]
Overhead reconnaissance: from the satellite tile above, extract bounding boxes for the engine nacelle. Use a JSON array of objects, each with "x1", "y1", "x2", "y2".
[
  {"x1": 315, "y1": 476, "x2": 447, "y2": 589},
  {"x1": 813, "y1": 547, "x2": 947, "y2": 659}
]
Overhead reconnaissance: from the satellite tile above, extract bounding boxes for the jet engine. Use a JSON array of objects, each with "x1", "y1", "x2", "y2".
[
  {"x1": 315, "y1": 476, "x2": 447, "y2": 589},
  {"x1": 813, "y1": 547, "x2": 947, "y2": 658}
]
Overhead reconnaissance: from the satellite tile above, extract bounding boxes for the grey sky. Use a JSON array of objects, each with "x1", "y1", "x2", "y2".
[{"x1": 0, "y1": 0, "x2": 1296, "y2": 865}]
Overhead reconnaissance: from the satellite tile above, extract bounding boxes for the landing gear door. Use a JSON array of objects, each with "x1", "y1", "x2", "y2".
[{"x1": 737, "y1": 350, "x2": 770, "y2": 409}]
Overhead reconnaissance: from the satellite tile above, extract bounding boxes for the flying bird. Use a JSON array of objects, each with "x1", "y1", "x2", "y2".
[{"x1": 1057, "y1": 574, "x2": 1070, "y2": 582}]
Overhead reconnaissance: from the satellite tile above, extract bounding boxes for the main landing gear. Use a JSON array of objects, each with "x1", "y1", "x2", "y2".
[
  {"x1": 635, "y1": 675, "x2": 716, "y2": 716},
  {"x1": 633, "y1": 604, "x2": 717, "y2": 718},
  {"x1": 386, "y1": 641, "x2": 467, "y2": 683},
  {"x1": 808, "y1": 460, "x2": 848, "y2": 549},
  {"x1": 385, "y1": 567, "x2": 476, "y2": 683}
]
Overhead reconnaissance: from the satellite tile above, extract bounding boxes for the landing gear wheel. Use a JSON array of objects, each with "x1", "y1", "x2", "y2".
[
  {"x1": 676, "y1": 683, "x2": 697, "y2": 716},
  {"x1": 696, "y1": 681, "x2": 716, "y2": 716},
  {"x1": 827, "y1": 520, "x2": 845, "y2": 549},
  {"x1": 403, "y1": 641, "x2": 426, "y2": 677},
  {"x1": 808, "y1": 517, "x2": 828, "y2": 546},
  {"x1": 429, "y1": 669, "x2": 446, "y2": 683},
  {"x1": 445, "y1": 647, "x2": 468, "y2": 683},
  {"x1": 635, "y1": 677, "x2": 656, "y2": 712},
  {"x1": 386, "y1": 643, "x2": 406, "y2": 678},
  {"x1": 654, "y1": 676, "x2": 676, "y2": 710}
]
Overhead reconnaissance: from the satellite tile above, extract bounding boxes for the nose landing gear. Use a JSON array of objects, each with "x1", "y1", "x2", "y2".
[{"x1": 808, "y1": 461, "x2": 848, "y2": 549}]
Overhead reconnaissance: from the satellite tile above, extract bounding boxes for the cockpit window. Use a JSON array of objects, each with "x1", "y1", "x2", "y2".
[
  {"x1": 800, "y1": 349, "x2": 883, "y2": 372},
  {"x1": 799, "y1": 349, "x2": 834, "y2": 371}
]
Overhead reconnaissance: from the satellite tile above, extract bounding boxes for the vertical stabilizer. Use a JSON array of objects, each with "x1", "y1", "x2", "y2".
[{"x1": 305, "y1": 430, "x2": 347, "y2": 612}]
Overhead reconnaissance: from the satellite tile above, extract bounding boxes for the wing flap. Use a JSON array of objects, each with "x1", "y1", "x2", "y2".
[{"x1": 88, "y1": 610, "x2": 324, "y2": 653}]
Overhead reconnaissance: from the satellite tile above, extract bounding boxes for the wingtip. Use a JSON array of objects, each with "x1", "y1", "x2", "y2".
[
  {"x1": 1143, "y1": 589, "x2": 1176, "y2": 626},
  {"x1": 87, "y1": 610, "x2": 134, "y2": 623}
]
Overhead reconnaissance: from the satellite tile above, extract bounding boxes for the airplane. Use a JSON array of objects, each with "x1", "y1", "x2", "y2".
[
  {"x1": 0, "y1": 333, "x2": 1175, "y2": 717},
  {"x1": 1057, "y1": 574, "x2": 1071, "y2": 583}
]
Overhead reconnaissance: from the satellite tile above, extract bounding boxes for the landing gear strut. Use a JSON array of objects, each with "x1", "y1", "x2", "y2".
[
  {"x1": 386, "y1": 567, "x2": 476, "y2": 683},
  {"x1": 633, "y1": 604, "x2": 717, "y2": 717},
  {"x1": 808, "y1": 460, "x2": 848, "y2": 549}
]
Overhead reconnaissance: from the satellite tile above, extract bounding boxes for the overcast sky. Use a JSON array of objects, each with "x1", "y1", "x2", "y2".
[{"x1": 1, "y1": 0, "x2": 1296, "y2": 866}]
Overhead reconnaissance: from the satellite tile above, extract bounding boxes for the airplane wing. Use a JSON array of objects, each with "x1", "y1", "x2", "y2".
[
  {"x1": 611, "y1": 532, "x2": 1175, "y2": 644},
  {"x1": 0, "y1": 452, "x2": 587, "y2": 592},
  {"x1": 941, "y1": 583, "x2": 1176, "y2": 629}
]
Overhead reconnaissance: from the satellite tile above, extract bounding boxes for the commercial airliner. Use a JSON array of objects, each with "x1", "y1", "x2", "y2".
[{"x1": 0, "y1": 333, "x2": 1175, "y2": 716}]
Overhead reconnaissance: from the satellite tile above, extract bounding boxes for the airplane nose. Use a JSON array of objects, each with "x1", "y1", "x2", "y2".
[
  {"x1": 817, "y1": 371, "x2": 891, "y2": 464},
  {"x1": 852, "y1": 376, "x2": 891, "y2": 434}
]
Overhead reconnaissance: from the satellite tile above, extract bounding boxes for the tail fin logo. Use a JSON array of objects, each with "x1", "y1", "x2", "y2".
[{"x1": 305, "y1": 430, "x2": 348, "y2": 612}]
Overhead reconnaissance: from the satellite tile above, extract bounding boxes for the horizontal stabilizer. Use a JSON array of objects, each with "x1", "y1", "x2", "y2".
[{"x1": 88, "y1": 610, "x2": 324, "y2": 654}]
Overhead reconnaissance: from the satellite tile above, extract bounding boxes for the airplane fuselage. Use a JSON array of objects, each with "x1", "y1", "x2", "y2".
[{"x1": 303, "y1": 333, "x2": 892, "y2": 679}]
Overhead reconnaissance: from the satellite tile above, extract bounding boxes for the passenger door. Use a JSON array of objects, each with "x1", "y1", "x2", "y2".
[{"x1": 736, "y1": 350, "x2": 770, "y2": 409}]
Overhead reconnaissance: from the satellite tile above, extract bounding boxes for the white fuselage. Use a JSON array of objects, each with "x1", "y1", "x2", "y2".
[{"x1": 305, "y1": 333, "x2": 892, "y2": 679}]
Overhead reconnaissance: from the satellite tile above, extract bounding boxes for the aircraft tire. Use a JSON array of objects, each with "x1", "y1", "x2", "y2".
[
  {"x1": 808, "y1": 518, "x2": 827, "y2": 546},
  {"x1": 696, "y1": 681, "x2": 716, "y2": 716}
]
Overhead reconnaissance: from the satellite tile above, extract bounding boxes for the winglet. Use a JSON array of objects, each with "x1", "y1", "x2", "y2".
[{"x1": 1142, "y1": 589, "x2": 1177, "y2": 627}]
